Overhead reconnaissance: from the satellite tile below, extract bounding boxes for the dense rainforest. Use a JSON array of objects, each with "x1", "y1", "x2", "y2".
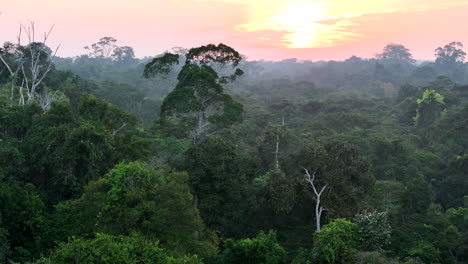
[{"x1": 0, "y1": 33, "x2": 467, "y2": 264}]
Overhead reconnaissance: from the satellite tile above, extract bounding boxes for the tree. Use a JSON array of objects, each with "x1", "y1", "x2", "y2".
[
  {"x1": 144, "y1": 43, "x2": 244, "y2": 141},
  {"x1": 400, "y1": 177, "x2": 434, "y2": 217},
  {"x1": 0, "y1": 212, "x2": 9, "y2": 263},
  {"x1": 377, "y1": 43, "x2": 415, "y2": 64},
  {"x1": 269, "y1": 99, "x2": 298, "y2": 125},
  {"x1": 354, "y1": 211, "x2": 391, "y2": 251},
  {"x1": 111, "y1": 46, "x2": 135, "y2": 63},
  {"x1": 218, "y1": 231, "x2": 286, "y2": 264},
  {"x1": 437, "y1": 154, "x2": 468, "y2": 208},
  {"x1": 84, "y1": 36, "x2": 117, "y2": 58},
  {"x1": 291, "y1": 141, "x2": 374, "y2": 231},
  {"x1": 18, "y1": 94, "x2": 149, "y2": 202},
  {"x1": 258, "y1": 124, "x2": 300, "y2": 171},
  {"x1": 0, "y1": 22, "x2": 60, "y2": 108},
  {"x1": 33, "y1": 234, "x2": 203, "y2": 264},
  {"x1": 0, "y1": 181, "x2": 49, "y2": 263},
  {"x1": 53, "y1": 162, "x2": 217, "y2": 258},
  {"x1": 254, "y1": 168, "x2": 297, "y2": 214},
  {"x1": 304, "y1": 168, "x2": 327, "y2": 232},
  {"x1": 183, "y1": 137, "x2": 256, "y2": 236},
  {"x1": 435, "y1": 41, "x2": 466, "y2": 65},
  {"x1": 312, "y1": 219, "x2": 360, "y2": 264},
  {"x1": 413, "y1": 89, "x2": 446, "y2": 127}
]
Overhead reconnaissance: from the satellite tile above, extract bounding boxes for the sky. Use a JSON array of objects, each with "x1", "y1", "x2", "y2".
[{"x1": 1, "y1": 0, "x2": 468, "y2": 61}]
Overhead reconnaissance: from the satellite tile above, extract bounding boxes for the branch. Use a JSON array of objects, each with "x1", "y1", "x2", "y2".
[
  {"x1": 304, "y1": 168, "x2": 328, "y2": 198},
  {"x1": 43, "y1": 25, "x2": 55, "y2": 44},
  {"x1": 35, "y1": 44, "x2": 60, "y2": 87},
  {"x1": 21, "y1": 64, "x2": 30, "y2": 92},
  {"x1": 17, "y1": 24, "x2": 22, "y2": 47},
  {"x1": 304, "y1": 168, "x2": 319, "y2": 196},
  {"x1": 0, "y1": 55, "x2": 14, "y2": 75},
  {"x1": 318, "y1": 184, "x2": 328, "y2": 197},
  {"x1": 111, "y1": 122, "x2": 127, "y2": 139}
]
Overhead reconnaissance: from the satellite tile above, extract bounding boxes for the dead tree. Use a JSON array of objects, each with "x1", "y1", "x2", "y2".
[
  {"x1": 0, "y1": 21, "x2": 59, "y2": 107},
  {"x1": 304, "y1": 168, "x2": 328, "y2": 232},
  {"x1": 20, "y1": 22, "x2": 60, "y2": 105}
]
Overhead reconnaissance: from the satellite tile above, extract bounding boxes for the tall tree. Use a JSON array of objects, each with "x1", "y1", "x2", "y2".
[
  {"x1": 289, "y1": 141, "x2": 374, "y2": 231},
  {"x1": 84, "y1": 36, "x2": 117, "y2": 58},
  {"x1": 0, "y1": 22, "x2": 60, "y2": 108},
  {"x1": 435, "y1": 41, "x2": 466, "y2": 65},
  {"x1": 33, "y1": 234, "x2": 203, "y2": 264},
  {"x1": 413, "y1": 89, "x2": 446, "y2": 128},
  {"x1": 183, "y1": 137, "x2": 256, "y2": 236},
  {"x1": 53, "y1": 162, "x2": 217, "y2": 258},
  {"x1": 144, "y1": 43, "x2": 244, "y2": 141},
  {"x1": 377, "y1": 43, "x2": 415, "y2": 64}
]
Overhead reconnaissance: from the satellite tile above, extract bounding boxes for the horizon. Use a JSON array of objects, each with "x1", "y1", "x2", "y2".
[{"x1": 1, "y1": 0, "x2": 468, "y2": 61}]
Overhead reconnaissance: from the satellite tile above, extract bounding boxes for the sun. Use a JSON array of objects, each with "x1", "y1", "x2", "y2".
[
  {"x1": 270, "y1": 1, "x2": 329, "y2": 48},
  {"x1": 235, "y1": 1, "x2": 334, "y2": 48}
]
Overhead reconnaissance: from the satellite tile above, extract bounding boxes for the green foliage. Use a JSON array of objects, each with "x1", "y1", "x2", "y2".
[
  {"x1": 3, "y1": 39, "x2": 468, "y2": 264},
  {"x1": 368, "y1": 180, "x2": 405, "y2": 213},
  {"x1": 400, "y1": 177, "x2": 433, "y2": 215},
  {"x1": 345, "y1": 250, "x2": 401, "y2": 264},
  {"x1": 289, "y1": 141, "x2": 374, "y2": 218},
  {"x1": 312, "y1": 219, "x2": 360, "y2": 264},
  {"x1": 354, "y1": 211, "x2": 391, "y2": 251},
  {"x1": 95, "y1": 81, "x2": 161, "y2": 125},
  {"x1": 258, "y1": 124, "x2": 300, "y2": 171},
  {"x1": 186, "y1": 43, "x2": 242, "y2": 66},
  {"x1": 437, "y1": 154, "x2": 468, "y2": 208},
  {"x1": 150, "y1": 136, "x2": 191, "y2": 168},
  {"x1": 183, "y1": 137, "x2": 256, "y2": 236},
  {"x1": 53, "y1": 162, "x2": 217, "y2": 258},
  {"x1": 291, "y1": 248, "x2": 314, "y2": 264},
  {"x1": 435, "y1": 42, "x2": 466, "y2": 65},
  {"x1": 414, "y1": 89, "x2": 446, "y2": 127},
  {"x1": 0, "y1": 212, "x2": 10, "y2": 263},
  {"x1": 144, "y1": 53, "x2": 180, "y2": 78},
  {"x1": 254, "y1": 169, "x2": 297, "y2": 214},
  {"x1": 146, "y1": 43, "x2": 245, "y2": 140},
  {"x1": 377, "y1": 43, "x2": 415, "y2": 64},
  {"x1": 158, "y1": 63, "x2": 243, "y2": 139},
  {"x1": 34, "y1": 233, "x2": 203, "y2": 264},
  {"x1": 0, "y1": 182, "x2": 49, "y2": 263},
  {"x1": 407, "y1": 241, "x2": 440, "y2": 264},
  {"x1": 217, "y1": 231, "x2": 286, "y2": 264},
  {"x1": 0, "y1": 93, "x2": 150, "y2": 202}
]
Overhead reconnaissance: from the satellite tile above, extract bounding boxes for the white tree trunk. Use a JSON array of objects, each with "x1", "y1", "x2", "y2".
[
  {"x1": 0, "y1": 21, "x2": 59, "y2": 107},
  {"x1": 275, "y1": 134, "x2": 280, "y2": 169},
  {"x1": 304, "y1": 168, "x2": 328, "y2": 232}
]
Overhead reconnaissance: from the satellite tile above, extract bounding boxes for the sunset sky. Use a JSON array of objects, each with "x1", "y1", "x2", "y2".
[{"x1": 1, "y1": 0, "x2": 468, "y2": 61}]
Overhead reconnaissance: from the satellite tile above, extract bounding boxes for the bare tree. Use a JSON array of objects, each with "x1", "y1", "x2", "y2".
[
  {"x1": 0, "y1": 20, "x2": 59, "y2": 108},
  {"x1": 19, "y1": 22, "x2": 60, "y2": 105},
  {"x1": 304, "y1": 168, "x2": 328, "y2": 232}
]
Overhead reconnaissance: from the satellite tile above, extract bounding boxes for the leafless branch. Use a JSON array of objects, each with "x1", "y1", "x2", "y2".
[{"x1": 112, "y1": 122, "x2": 127, "y2": 139}]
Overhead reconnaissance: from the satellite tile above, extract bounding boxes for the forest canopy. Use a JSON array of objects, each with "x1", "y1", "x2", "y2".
[{"x1": 0, "y1": 28, "x2": 467, "y2": 264}]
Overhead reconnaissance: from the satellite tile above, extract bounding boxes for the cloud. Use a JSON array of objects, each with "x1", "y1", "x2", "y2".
[{"x1": 227, "y1": 0, "x2": 468, "y2": 49}]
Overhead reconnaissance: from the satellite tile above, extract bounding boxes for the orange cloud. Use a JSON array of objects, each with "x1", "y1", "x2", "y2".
[{"x1": 226, "y1": 0, "x2": 468, "y2": 49}]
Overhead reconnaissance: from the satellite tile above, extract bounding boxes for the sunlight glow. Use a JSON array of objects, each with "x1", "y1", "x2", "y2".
[
  {"x1": 271, "y1": 2, "x2": 328, "y2": 48},
  {"x1": 233, "y1": 0, "x2": 468, "y2": 49},
  {"x1": 236, "y1": 1, "x2": 345, "y2": 48}
]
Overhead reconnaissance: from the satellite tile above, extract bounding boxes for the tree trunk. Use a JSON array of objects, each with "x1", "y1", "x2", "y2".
[{"x1": 304, "y1": 168, "x2": 328, "y2": 232}]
